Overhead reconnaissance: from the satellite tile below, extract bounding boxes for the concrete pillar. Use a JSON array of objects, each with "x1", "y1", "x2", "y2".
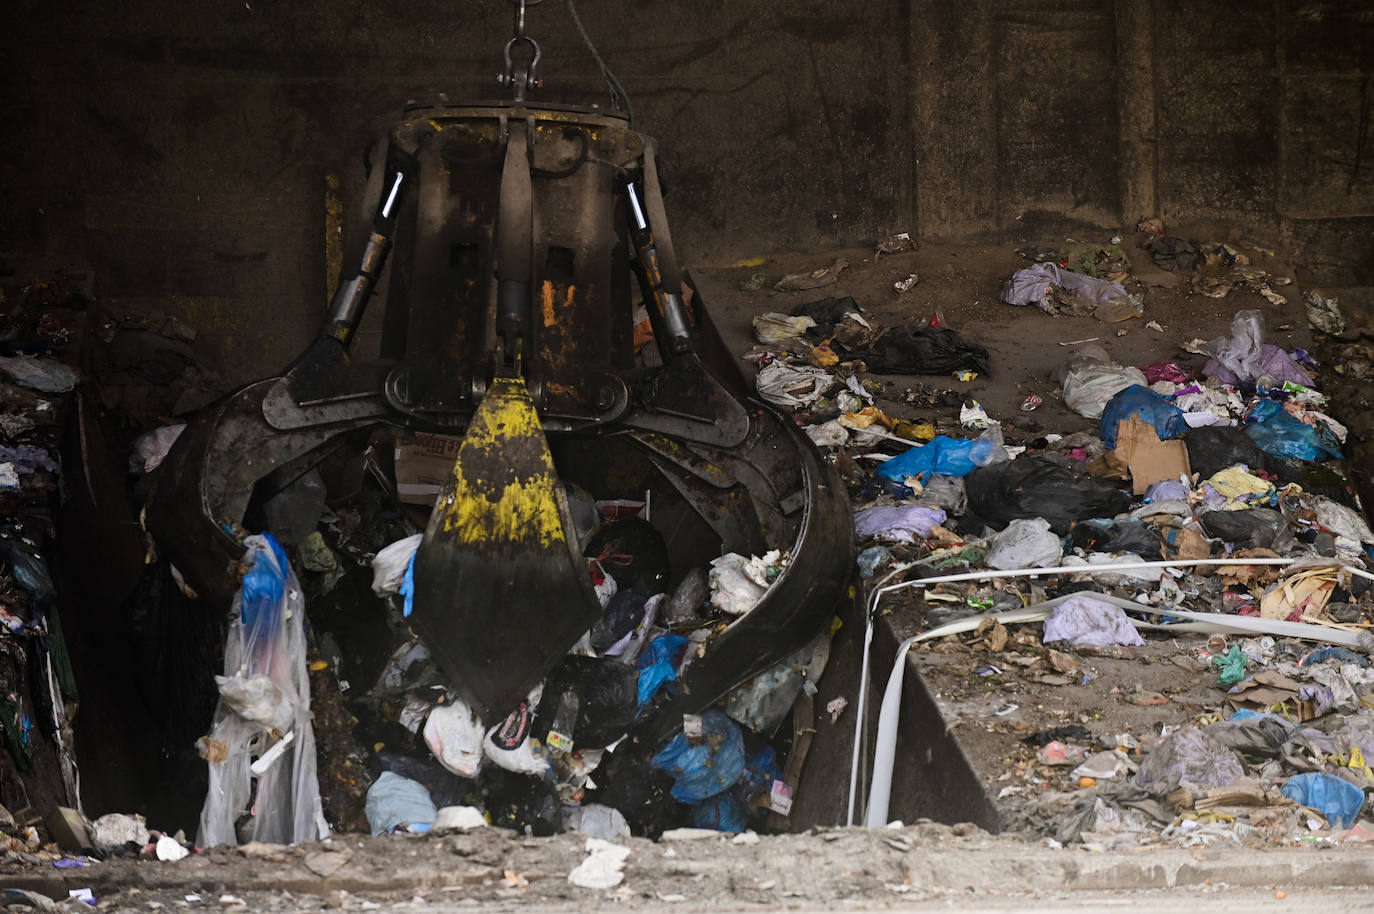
[{"x1": 1116, "y1": 0, "x2": 1158, "y2": 226}]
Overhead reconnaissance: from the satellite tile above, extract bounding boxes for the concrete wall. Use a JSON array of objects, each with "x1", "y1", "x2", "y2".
[{"x1": 1, "y1": 0, "x2": 1370, "y2": 381}]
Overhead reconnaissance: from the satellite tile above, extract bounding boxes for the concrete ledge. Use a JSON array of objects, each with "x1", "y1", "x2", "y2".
[
  {"x1": 2, "y1": 831, "x2": 1371, "y2": 903},
  {"x1": 903, "y1": 846, "x2": 1374, "y2": 892}
]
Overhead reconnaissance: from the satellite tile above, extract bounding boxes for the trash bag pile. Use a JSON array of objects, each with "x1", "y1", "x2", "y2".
[
  {"x1": 350, "y1": 505, "x2": 823, "y2": 840},
  {"x1": 0, "y1": 278, "x2": 86, "y2": 834},
  {"x1": 745, "y1": 297, "x2": 988, "y2": 415},
  {"x1": 817, "y1": 289, "x2": 1374, "y2": 846},
  {"x1": 211, "y1": 467, "x2": 833, "y2": 843}
]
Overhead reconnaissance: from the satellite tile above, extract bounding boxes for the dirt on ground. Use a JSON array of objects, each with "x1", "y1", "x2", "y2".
[{"x1": 5, "y1": 819, "x2": 1374, "y2": 912}]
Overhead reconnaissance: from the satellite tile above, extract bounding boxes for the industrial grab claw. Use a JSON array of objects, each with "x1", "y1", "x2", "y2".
[{"x1": 146, "y1": 2, "x2": 853, "y2": 750}]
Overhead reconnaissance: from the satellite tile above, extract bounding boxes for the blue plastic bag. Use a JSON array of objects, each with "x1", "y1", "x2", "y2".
[
  {"x1": 738, "y1": 746, "x2": 783, "y2": 802},
  {"x1": 875, "y1": 435, "x2": 999, "y2": 483},
  {"x1": 1280, "y1": 772, "x2": 1365, "y2": 828},
  {"x1": 239, "y1": 534, "x2": 291, "y2": 627},
  {"x1": 636, "y1": 634, "x2": 689, "y2": 708},
  {"x1": 691, "y1": 791, "x2": 750, "y2": 833},
  {"x1": 1100, "y1": 385, "x2": 1187, "y2": 449},
  {"x1": 1244, "y1": 398, "x2": 1342, "y2": 461},
  {"x1": 650, "y1": 709, "x2": 746, "y2": 802}
]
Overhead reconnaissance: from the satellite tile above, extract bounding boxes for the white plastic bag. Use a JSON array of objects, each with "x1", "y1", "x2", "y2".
[
  {"x1": 708, "y1": 553, "x2": 767, "y2": 615},
  {"x1": 214, "y1": 673, "x2": 294, "y2": 732},
  {"x1": 434, "y1": 805, "x2": 487, "y2": 830},
  {"x1": 984, "y1": 518, "x2": 1063, "y2": 570},
  {"x1": 804, "y1": 420, "x2": 849, "y2": 448},
  {"x1": 371, "y1": 533, "x2": 423, "y2": 596},
  {"x1": 708, "y1": 551, "x2": 785, "y2": 616},
  {"x1": 589, "y1": 559, "x2": 619, "y2": 608},
  {"x1": 424, "y1": 699, "x2": 486, "y2": 778},
  {"x1": 1205, "y1": 310, "x2": 1264, "y2": 383},
  {"x1": 197, "y1": 534, "x2": 329, "y2": 848},
  {"x1": 130, "y1": 423, "x2": 186, "y2": 474},
  {"x1": 483, "y1": 684, "x2": 547, "y2": 775},
  {"x1": 1062, "y1": 358, "x2": 1147, "y2": 419},
  {"x1": 755, "y1": 361, "x2": 834, "y2": 409}
]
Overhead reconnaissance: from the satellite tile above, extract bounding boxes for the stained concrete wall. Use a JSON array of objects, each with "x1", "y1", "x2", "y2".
[{"x1": 1, "y1": 0, "x2": 1370, "y2": 381}]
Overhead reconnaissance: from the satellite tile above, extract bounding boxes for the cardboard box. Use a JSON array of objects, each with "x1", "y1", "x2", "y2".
[{"x1": 394, "y1": 432, "x2": 463, "y2": 505}]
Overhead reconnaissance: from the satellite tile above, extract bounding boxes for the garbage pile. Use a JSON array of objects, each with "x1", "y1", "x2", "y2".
[
  {"x1": 162, "y1": 446, "x2": 834, "y2": 846},
  {"x1": 339, "y1": 505, "x2": 822, "y2": 841},
  {"x1": 0, "y1": 276, "x2": 87, "y2": 843},
  {"x1": 746, "y1": 296, "x2": 988, "y2": 420},
  {"x1": 758, "y1": 261, "x2": 1374, "y2": 845}
]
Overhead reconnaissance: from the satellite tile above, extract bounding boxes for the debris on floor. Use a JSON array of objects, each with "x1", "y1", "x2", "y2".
[
  {"x1": 4, "y1": 213, "x2": 1374, "y2": 874},
  {"x1": 781, "y1": 226, "x2": 1374, "y2": 848}
]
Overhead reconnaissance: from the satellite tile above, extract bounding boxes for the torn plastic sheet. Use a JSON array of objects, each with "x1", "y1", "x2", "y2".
[
  {"x1": 752, "y1": 313, "x2": 816, "y2": 343},
  {"x1": 0, "y1": 445, "x2": 59, "y2": 475},
  {"x1": 0, "y1": 355, "x2": 78, "y2": 393},
  {"x1": 197, "y1": 534, "x2": 328, "y2": 848}
]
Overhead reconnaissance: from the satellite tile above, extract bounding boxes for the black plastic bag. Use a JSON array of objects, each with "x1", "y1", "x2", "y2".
[
  {"x1": 1142, "y1": 235, "x2": 1199, "y2": 273},
  {"x1": 1021, "y1": 724, "x2": 1093, "y2": 747},
  {"x1": 584, "y1": 518, "x2": 670, "y2": 594},
  {"x1": 591, "y1": 589, "x2": 649, "y2": 654},
  {"x1": 1199, "y1": 508, "x2": 1295, "y2": 553},
  {"x1": 479, "y1": 768, "x2": 562, "y2": 836},
  {"x1": 1184, "y1": 426, "x2": 1273, "y2": 478},
  {"x1": 965, "y1": 456, "x2": 1132, "y2": 535},
  {"x1": 1186, "y1": 428, "x2": 1354, "y2": 505},
  {"x1": 534, "y1": 656, "x2": 638, "y2": 750},
  {"x1": 1203, "y1": 716, "x2": 1302, "y2": 758},
  {"x1": 847, "y1": 326, "x2": 990, "y2": 375},
  {"x1": 789, "y1": 295, "x2": 862, "y2": 328},
  {"x1": 1069, "y1": 519, "x2": 1163, "y2": 560},
  {"x1": 587, "y1": 744, "x2": 683, "y2": 838},
  {"x1": 372, "y1": 750, "x2": 480, "y2": 810}
]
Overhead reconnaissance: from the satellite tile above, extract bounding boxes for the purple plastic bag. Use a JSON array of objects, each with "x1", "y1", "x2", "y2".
[
  {"x1": 853, "y1": 505, "x2": 947, "y2": 543},
  {"x1": 1043, "y1": 596, "x2": 1145, "y2": 648}
]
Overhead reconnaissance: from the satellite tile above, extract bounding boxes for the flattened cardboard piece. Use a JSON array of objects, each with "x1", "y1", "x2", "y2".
[
  {"x1": 1226, "y1": 670, "x2": 1320, "y2": 722},
  {"x1": 1112, "y1": 416, "x2": 1191, "y2": 495}
]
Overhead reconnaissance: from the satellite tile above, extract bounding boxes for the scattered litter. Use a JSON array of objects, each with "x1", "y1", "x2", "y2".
[
  {"x1": 156, "y1": 835, "x2": 190, "y2": 862},
  {"x1": 893, "y1": 273, "x2": 919, "y2": 294},
  {"x1": 567, "y1": 838, "x2": 631, "y2": 890},
  {"x1": 774, "y1": 258, "x2": 848, "y2": 292}
]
